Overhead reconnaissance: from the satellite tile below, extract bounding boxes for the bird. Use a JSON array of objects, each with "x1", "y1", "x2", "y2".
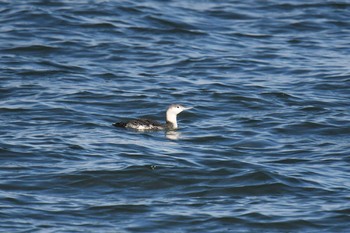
[{"x1": 113, "y1": 104, "x2": 193, "y2": 131}]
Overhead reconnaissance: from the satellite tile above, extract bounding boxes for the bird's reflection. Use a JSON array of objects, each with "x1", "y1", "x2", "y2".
[{"x1": 166, "y1": 131, "x2": 181, "y2": 140}]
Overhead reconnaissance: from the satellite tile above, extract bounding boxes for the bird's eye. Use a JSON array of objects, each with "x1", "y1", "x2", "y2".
[{"x1": 177, "y1": 106, "x2": 180, "y2": 108}]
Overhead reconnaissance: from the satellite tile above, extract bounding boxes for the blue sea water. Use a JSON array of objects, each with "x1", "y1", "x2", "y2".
[{"x1": 1, "y1": 0, "x2": 350, "y2": 232}]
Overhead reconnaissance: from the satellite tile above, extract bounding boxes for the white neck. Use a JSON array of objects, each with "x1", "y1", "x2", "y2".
[{"x1": 166, "y1": 111, "x2": 178, "y2": 129}]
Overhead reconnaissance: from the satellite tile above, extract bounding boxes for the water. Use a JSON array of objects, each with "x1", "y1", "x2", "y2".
[{"x1": 1, "y1": 0, "x2": 350, "y2": 232}]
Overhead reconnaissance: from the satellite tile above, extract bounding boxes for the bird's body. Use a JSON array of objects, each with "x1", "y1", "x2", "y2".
[
  {"x1": 113, "y1": 104, "x2": 192, "y2": 131},
  {"x1": 113, "y1": 118, "x2": 165, "y2": 130}
]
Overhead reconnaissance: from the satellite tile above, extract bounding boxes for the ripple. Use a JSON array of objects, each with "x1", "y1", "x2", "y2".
[{"x1": 1, "y1": 44, "x2": 59, "y2": 53}]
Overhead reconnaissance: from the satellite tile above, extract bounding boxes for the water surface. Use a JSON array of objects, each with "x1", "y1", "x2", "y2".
[{"x1": 1, "y1": 0, "x2": 350, "y2": 232}]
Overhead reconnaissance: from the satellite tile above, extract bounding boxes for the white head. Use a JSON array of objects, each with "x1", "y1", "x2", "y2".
[{"x1": 166, "y1": 104, "x2": 193, "y2": 129}]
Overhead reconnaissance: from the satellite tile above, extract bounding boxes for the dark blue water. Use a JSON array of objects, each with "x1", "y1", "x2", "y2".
[{"x1": 1, "y1": 0, "x2": 350, "y2": 232}]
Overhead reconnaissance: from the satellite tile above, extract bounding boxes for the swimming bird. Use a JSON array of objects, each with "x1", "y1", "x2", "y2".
[{"x1": 113, "y1": 104, "x2": 193, "y2": 131}]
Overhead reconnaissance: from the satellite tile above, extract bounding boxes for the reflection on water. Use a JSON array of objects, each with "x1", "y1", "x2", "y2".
[{"x1": 166, "y1": 130, "x2": 181, "y2": 140}]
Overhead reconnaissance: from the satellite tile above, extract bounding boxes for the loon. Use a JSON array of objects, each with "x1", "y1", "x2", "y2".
[{"x1": 113, "y1": 104, "x2": 192, "y2": 131}]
